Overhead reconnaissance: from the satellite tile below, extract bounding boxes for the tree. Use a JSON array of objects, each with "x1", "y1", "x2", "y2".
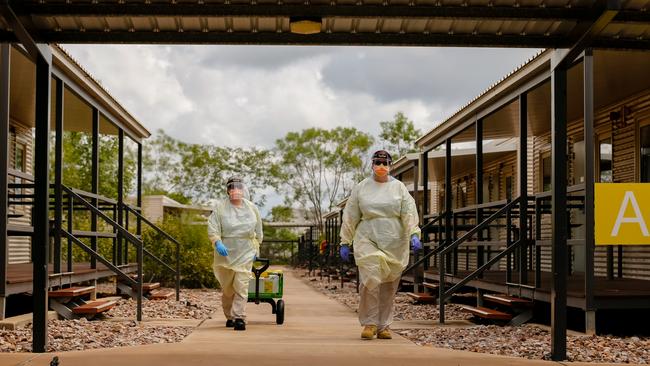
[
  {"x1": 379, "y1": 112, "x2": 421, "y2": 158},
  {"x1": 143, "y1": 130, "x2": 282, "y2": 206},
  {"x1": 56, "y1": 131, "x2": 137, "y2": 200},
  {"x1": 275, "y1": 127, "x2": 374, "y2": 229}
]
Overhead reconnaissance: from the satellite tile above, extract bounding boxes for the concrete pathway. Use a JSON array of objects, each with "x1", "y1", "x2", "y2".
[{"x1": 0, "y1": 269, "x2": 626, "y2": 366}]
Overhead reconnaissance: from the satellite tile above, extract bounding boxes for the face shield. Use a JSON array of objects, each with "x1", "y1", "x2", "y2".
[
  {"x1": 226, "y1": 179, "x2": 246, "y2": 201},
  {"x1": 372, "y1": 159, "x2": 391, "y2": 177}
]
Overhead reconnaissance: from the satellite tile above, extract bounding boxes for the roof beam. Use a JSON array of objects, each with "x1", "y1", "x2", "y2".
[
  {"x1": 0, "y1": 1, "x2": 47, "y2": 61},
  {"x1": 4, "y1": 30, "x2": 573, "y2": 47},
  {"x1": 552, "y1": 0, "x2": 620, "y2": 70},
  {"x1": 10, "y1": 2, "x2": 605, "y2": 21}
]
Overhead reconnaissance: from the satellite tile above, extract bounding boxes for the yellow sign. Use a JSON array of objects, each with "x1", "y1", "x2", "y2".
[{"x1": 595, "y1": 183, "x2": 650, "y2": 245}]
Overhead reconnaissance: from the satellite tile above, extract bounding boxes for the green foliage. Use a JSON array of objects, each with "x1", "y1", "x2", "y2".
[
  {"x1": 143, "y1": 130, "x2": 282, "y2": 206},
  {"x1": 261, "y1": 206, "x2": 299, "y2": 265},
  {"x1": 379, "y1": 112, "x2": 421, "y2": 159},
  {"x1": 275, "y1": 127, "x2": 374, "y2": 229},
  {"x1": 140, "y1": 217, "x2": 217, "y2": 289},
  {"x1": 57, "y1": 131, "x2": 136, "y2": 199},
  {"x1": 269, "y1": 205, "x2": 293, "y2": 222}
]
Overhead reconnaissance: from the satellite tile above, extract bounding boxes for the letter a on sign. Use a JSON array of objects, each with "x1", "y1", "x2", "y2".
[
  {"x1": 611, "y1": 192, "x2": 649, "y2": 237},
  {"x1": 596, "y1": 184, "x2": 650, "y2": 245}
]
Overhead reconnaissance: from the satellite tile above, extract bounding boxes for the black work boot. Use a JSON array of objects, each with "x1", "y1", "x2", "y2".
[
  {"x1": 226, "y1": 319, "x2": 234, "y2": 328},
  {"x1": 234, "y1": 318, "x2": 246, "y2": 331}
]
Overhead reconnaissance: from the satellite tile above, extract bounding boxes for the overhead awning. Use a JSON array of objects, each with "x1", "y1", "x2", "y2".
[{"x1": 1, "y1": 0, "x2": 648, "y2": 47}]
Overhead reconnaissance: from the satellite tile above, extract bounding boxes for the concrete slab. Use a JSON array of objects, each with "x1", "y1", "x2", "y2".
[{"x1": 0, "y1": 311, "x2": 58, "y2": 330}]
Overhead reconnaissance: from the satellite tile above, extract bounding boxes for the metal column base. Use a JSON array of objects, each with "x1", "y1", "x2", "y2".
[{"x1": 585, "y1": 310, "x2": 596, "y2": 335}]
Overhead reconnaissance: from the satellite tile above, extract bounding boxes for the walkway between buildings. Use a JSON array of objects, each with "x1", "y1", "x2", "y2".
[{"x1": 0, "y1": 269, "x2": 618, "y2": 366}]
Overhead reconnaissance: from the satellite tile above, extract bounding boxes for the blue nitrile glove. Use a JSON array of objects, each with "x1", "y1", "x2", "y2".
[
  {"x1": 215, "y1": 240, "x2": 229, "y2": 256},
  {"x1": 410, "y1": 235, "x2": 422, "y2": 251},
  {"x1": 340, "y1": 244, "x2": 350, "y2": 262}
]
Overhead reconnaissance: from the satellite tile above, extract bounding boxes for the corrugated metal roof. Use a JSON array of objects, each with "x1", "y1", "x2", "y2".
[{"x1": 2, "y1": 0, "x2": 648, "y2": 46}]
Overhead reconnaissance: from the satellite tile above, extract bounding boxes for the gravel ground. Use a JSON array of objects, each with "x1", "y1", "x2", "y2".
[
  {"x1": 0, "y1": 288, "x2": 222, "y2": 353},
  {"x1": 304, "y1": 274, "x2": 471, "y2": 321},
  {"x1": 397, "y1": 325, "x2": 650, "y2": 364},
  {"x1": 106, "y1": 288, "x2": 221, "y2": 320},
  {"x1": 0, "y1": 319, "x2": 193, "y2": 353},
  {"x1": 303, "y1": 271, "x2": 650, "y2": 364}
]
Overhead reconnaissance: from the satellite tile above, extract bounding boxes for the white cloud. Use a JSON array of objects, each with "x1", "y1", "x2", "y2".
[{"x1": 62, "y1": 44, "x2": 540, "y2": 212}]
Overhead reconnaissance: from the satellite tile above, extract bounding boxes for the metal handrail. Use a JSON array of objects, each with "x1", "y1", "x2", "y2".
[
  {"x1": 124, "y1": 204, "x2": 180, "y2": 301},
  {"x1": 440, "y1": 197, "x2": 521, "y2": 256},
  {"x1": 420, "y1": 212, "x2": 445, "y2": 232},
  {"x1": 438, "y1": 196, "x2": 528, "y2": 323},
  {"x1": 441, "y1": 239, "x2": 524, "y2": 297},
  {"x1": 62, "y1": 185, "x2": 145, "y2": 321},
  {"x1": 61, "y1": 230, "x2": 138, "y2": 287}
]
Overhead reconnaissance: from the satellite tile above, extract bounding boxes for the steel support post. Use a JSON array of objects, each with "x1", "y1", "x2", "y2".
[
  {"x1": 0, "y1": 44, "x2": 10, "y2": 301},
  {"x1": 53, "y1": 77, "x2": 64, "y2": 274},
  {"x1": 476, "y1": 119, "x2": 484, "y2": 275},
  {"x1": 583, "y1": 49, "x2": 595, "y2": 315},
  {"x1": 551, "y1": 60, "x2": 568, "y2": 362},
  {"x1": 117, "y1": 129, "x2": 124, "y2": 265},
  {"x1": 422, "y1": 150, "x2": 429, "y2": 218},
  {"x1": 519, "y1": 93, "x2": 528, "y2": 284},
  {"x1": 91, "y1": 108, "x2": 99, "y2": 269},
  {"x1": 32, "y1": 47, "x2": 52, "y2": 353}
]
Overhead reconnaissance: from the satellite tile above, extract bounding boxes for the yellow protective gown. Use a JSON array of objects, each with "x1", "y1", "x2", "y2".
[
  {"x1": 340, "y1": 177, "x2": 420, "y2": 290},
  {"x1": 208, "y1": 198, "x2": 263, "y2": 320}
]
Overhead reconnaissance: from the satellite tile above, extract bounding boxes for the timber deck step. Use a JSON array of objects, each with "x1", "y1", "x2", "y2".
[
  {"x1": 149, "y1": 290, "x2": 175, "y2": 300},
  {"x1": 48, "y1": 286, "x2": 95, "y2": 298},
  {"x1": 484, "y1": 294, "x2": 533, "y2": 308},
  {"x1": 460, "y1": 305, "x2": 513, "y2": 320},
  {"x1": 423, "y1": 282, "x2": 439, "y2": 290},
  {"x1": 406, "y1": 292, "x2": 437, "y2": 304},
  {"x1": 141, "y1": 282, "x2": 161, "y2": 291},
  {"x1": 72, "y1": 299, "x2": 118, "y2": 315}
]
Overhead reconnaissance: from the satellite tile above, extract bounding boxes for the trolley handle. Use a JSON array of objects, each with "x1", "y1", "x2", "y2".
[
  {"x1": 252, "y1": 257, "x2": 270, "y2": 278},
  {"x1": 252, "y1": 257, "x2": 270, "y2": 304}
]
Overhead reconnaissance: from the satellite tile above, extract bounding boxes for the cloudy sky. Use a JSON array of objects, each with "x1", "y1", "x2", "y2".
[{"x1": 63, "y1": 45, "x2": 541, "y2": 149}]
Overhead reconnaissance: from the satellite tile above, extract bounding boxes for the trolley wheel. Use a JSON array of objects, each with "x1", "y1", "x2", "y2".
[{"x1": 276, "y1": 299, "x2": 285, "y2": 325}]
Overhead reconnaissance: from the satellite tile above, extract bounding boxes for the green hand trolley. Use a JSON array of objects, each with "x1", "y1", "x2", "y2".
[{"x1": 248, "y1": 258, "x2": 285, "y2": 325}]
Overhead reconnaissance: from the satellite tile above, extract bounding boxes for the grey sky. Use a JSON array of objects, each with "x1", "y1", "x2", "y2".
[{"x1": 63, "y1": 45, "x2": 540, "y2": 149}]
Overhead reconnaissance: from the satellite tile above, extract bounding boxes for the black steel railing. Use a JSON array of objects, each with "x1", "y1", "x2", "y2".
[
  {"x1": 123, "y1": 204, "x2": 181, "y2": 301},
  {"x1": 61, "y1": 185, "x2": 146, "y2": 320},
  {"x1": 438, "y1": 196, "x2": 525, "y2": 322}
]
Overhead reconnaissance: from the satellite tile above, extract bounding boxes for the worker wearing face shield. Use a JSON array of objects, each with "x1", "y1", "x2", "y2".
[
  {"x1": 208, "y1": 177, "x2": 263, "y2": 331},
  {"x1": 339, "y1": 150, "x2": 421, "y2": 340}
]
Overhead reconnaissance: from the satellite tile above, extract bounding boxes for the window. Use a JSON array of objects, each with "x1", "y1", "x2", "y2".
[
  {"x1": 542, "y1": 156, "x2": 552, "y2": 191},
  {"x1": 14, "y1": 143, "x2": 26, "y2": 172},
  {"x1": 599, "y1": 138, "x2": 613, "y2": 183},
  {"x1": 642, "y1": 125, "x2": 650, "y2": 182}
]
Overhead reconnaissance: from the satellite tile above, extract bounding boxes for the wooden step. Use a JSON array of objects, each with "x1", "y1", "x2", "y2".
[
  {"x1": 483, "y1": 294, "x2": 533, "y2": 308},
  {"x1": 406, "y1": 292, "x2": 437, "y2": 304},
  {"x1": 48, "y1": 286, "x2": 95, "y2": 298},
  {"x1": 460, "y1": 305, "x2": 513, "y2": 320},
  {"x1": 141, "y1": 282, "x2": 161, "y2": 292},
  {"x1": 423, "y1": 282, "x2": 439, "y2": 291},
  {"x1": 149, "y1": 290, "x2": 175, "y2": 300},
  {"x1": 72, "y1": 299, "x2": 118, "y2": 315}
]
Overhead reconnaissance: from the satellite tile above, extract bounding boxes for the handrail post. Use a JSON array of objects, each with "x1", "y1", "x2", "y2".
[
  {"x1": 506, "y1": 200, "x2": 512, "y2": 283},
  {"x1": 67, "y1": 191, "x2": 73, "y2": 273},
  {"x1": 176, "y1": 240, "x2": 180, "y2": 301},
  {"x1": 137, "y1": 232, "x2": 143, "y2": 322}
]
